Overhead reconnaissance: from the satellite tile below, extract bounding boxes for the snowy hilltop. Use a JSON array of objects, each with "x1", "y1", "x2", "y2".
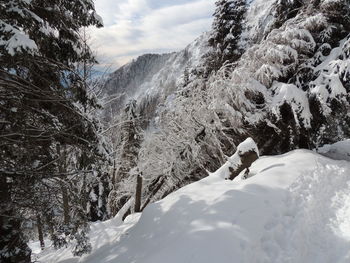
[{"x1": 32, "y1": 141, "x2": 350, "y2": 263}]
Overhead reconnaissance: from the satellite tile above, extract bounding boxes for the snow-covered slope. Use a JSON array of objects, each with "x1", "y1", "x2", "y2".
[
  {"x1": 102, "y1": 0, "x2": 279, "y2": 116},
  {"x1": 34, "y1": 148, "x2": 350, "y2": 263},
  {"x1": 103, "y1": 33, "x2": 210, "y2": 116},
  {"x1": 318, "y1": 140, "x2": 350, "y2": 161}
]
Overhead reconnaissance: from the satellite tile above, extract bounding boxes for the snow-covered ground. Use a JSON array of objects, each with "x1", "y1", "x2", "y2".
[
  {"x1": 318, "y1": 139, "x2": 350, "y2": 161},
  {"x1": 32, "y1": 146, "x2": 350, "y2": 263},
  {"x1": 30, "y1": 214, "x2": 141, "y2": 263}
]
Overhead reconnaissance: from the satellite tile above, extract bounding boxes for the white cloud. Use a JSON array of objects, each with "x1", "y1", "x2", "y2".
[{"x1": 89, "y1": 0, "x2": 215, "y2": 70}]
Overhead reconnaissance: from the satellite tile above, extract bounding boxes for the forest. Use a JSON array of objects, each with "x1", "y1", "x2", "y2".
[{"x1": 1, "y1": 0, "x2": 350, "y2": 262}]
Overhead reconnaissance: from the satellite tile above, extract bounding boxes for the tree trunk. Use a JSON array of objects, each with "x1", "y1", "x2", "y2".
[
  {"x1": 45, "y1": 213, "x2": 55, "y2": 240},
  {"x1": 81, "y1": 174, "x2": 88, "y2": 213},
  {"x1": 134, "y1": 174, "x2": 142, "y2": 213},
  {"x1": 37, "y1": 215, "x2": 45, "y2": 250},
  {"x1": 112, "y1": 160, "x2": 117, "y2": 186},
  {"x1": 60, "y1": 183, "x2": 70, "y2": 227},
  {"x1": 57, "y1": 145, "x2": 70, "y2": 229},
  {"x1": 0, "y1": 176, "x2": 31, "y2": 263},
  {"x1": 140, "y1": 175, "x2": 165, "y2": 211}
]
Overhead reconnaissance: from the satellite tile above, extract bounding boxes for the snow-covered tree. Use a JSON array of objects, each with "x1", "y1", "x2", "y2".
[
  {"x1": 0, "y1": 0, "x2": 103, "y2": 261},
  {"x1": 209, "y1": 0, "x2": 247, "y2": 68},
  {"x1": 108, "y1": 100, "x2": 143, "y2": 216}
]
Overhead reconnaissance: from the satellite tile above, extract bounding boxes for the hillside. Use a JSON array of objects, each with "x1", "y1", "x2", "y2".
[
  {"x1": 32, "y1": 142, "x2": 350, "y2": 262},
  {"x1": 103, "y1": 0, "x2": 350, "y2": 220},
  {"x1": 4, "y1": 0, "x2": 350, "y2": 262},
  {"x1": 103, "y1": 33, "x2": 210, "y2": 120}
]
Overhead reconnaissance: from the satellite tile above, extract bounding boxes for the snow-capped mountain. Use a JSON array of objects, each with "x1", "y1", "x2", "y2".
[{"x1": 103, "y1": 33, "x2": 211, "y2": 120}]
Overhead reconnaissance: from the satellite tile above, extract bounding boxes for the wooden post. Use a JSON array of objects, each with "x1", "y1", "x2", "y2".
[{"x1": 134, "y1": 174, "x2": 143, "y2": 213}]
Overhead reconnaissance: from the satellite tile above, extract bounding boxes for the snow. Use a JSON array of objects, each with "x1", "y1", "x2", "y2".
[
  {"x1": 271, "y1": 82, "x2": 312, "y2": 128},
  {"x1": 133, "y1": 33, "x2": 211, "y2": 101},
  {"x1": 244, "y1": 0, "x2": 276, "y2": 42},
  {"x1": 30, "y1": 240, "x2": 52, "y2": 255},
  {"x1": 89, "y1": 190, "x2": 97, "y2": 202},
  {"x1": 31, "y1": 214, "x2": 141, "y2": 263},
  {"x1": 32, "y1": 149, "x2": 350, "y2": 263},
  {"x1": 301, "y1": 13, "x2": 328, "y2": 31},
  {"x1": 0, "y1": 22, "x2": 38, "y2": 56},
  {"x1": 236, "y1": 137, "x2": 259, "y2": 155},
  {"x1": 310, "y1": 38, "x2": 348, "y2": 115},
  {"x1": 318, "y1": 140, "x2": 350, "y2": 161},
  {"x1": 93, "y1": 12, "x2": 104, "y2": 26},
  {"x1": 322, "y1": 0, "x2": 343, "y2": 4}
]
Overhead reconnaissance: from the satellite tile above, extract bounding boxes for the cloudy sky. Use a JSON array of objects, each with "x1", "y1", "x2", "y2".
[{"x1": 89, "y1": 0, "x2": 216, "y2": 70}]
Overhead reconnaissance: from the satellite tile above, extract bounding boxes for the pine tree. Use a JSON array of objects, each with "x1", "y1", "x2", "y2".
[
  {"x1": 0, "y1": 0, "x2": 103, "y2": 261},
  {"x1": 209, "y1": 0, "x2": 247, "y2": 67},
  {"x1": 246, "y1": 0, "x2": 350, "y2": 152},
  {"x1": 86, "y1": 171, "x2": 110, "y2": 222}
]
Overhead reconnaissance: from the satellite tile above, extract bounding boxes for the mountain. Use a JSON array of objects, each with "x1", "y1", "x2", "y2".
[
  {"x1": 102, "y1": 0, "x2": 350, "y2": 220},
  {"x1": 102, "y1": 0, "x2": 279, "y2": 118},
  {"x1": 31, "y1": 140, "x2": 350, "y2": 262},
  {"x1": 102, "y1": 33, "x2": 210, "y2": 121}
]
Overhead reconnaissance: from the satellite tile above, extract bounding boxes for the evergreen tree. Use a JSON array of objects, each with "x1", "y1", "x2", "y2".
[
  {"x1": 86, "y1": 171, "x2": 110, "y2": 222},
  {"x1": 0, "y1": 0, "x2": 103, "y2": 261},
  {"x1": 209, "y1": 0, "x2": 247, "y2": 68}
]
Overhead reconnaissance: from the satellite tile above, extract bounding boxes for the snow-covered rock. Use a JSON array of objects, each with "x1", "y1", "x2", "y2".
[{"x1": 215, "y1": 137, "x2": 259, "y2": 180}]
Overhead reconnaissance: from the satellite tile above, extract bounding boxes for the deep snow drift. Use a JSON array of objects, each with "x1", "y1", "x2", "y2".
[{"x1": 32, "y1": 148, "x2": 350, "y2": 263}]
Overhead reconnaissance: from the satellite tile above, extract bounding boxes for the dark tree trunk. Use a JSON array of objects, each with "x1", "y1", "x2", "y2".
[
  {"x1": 141, "y1": 175, "x2": 165, "y2": 211},
  {"x1": 134, "y1": 174, "x2": 143, "y2": 213},
  {"x1": 61, "y1": 183, "x2": 70, "y2": 227},
  {"x1": 36, "y1": 215, "x2": 45, "y2": 250},
  {"x1": 122, "y1": 207, "x2": 131, "y2": 221},
  {"x1": 112, "y1": 160, "x2": 117, "y2": 186},
  {"x1": 0, "y1": 176, "x2": 31, "y2": 263},
  {"x1": 44, "y1": 213, "x2": 54, "y2": 241}
]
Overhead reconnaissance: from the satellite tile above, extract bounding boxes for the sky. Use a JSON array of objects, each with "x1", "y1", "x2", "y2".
[{"x1": 89, "y1": 0, "x2": 216, "y2": 70}]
